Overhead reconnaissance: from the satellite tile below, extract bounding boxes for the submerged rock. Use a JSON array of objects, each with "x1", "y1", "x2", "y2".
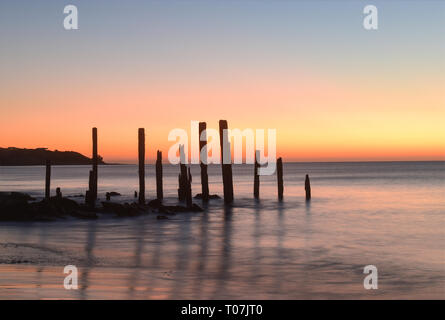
[
  {"x1": 70, "y1": 210, "x2": 98, "y2": 220},
  {"x1": 68, "y1": 194, "x2": 84, "y2": 198},
  {"x1": 0, "y1": 192, "x2": 95, "y2": 221},
  {"x1": 160, "y1": 203, "x2": 203, "y2": 214},
  {"x1": 194, "y1": 193, "x2": 221, "y2": 200},
  {"x1": 0, "y1": 192, "x2": 82, "y2": 221},
  {"x1": 101, "y1": 201, "x2": 146, "y2": 217},
  {"x1": 147, "y1": 199, "x2": 162, "y2": 208},
  {"x1": 0, "y1": 192, "x2": 33, "y2": 221},
  {"x1": 148, "y1": 198, "x2": 202, "y2": 213},
  {"x1": 0, "y1": 191, "x2": 202, "y2": 222}
]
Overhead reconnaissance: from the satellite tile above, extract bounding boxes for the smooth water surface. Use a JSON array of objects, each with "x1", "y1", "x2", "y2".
[{"x1": 0, "y1": 162, "x2": 444, "y2": 299}]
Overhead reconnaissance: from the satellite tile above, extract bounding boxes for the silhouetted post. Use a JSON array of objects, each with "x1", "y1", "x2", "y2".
[
  {"x1": 219, "y1": 120, "x2": 234, "y2": 204},
  {"x1": 156, "y1": 150, "x2": 163, "y2": 200},
  {"x1": 199, "y1": 122, "x2": 209, "y2": 201},
  {"x1": 134, "y1": 191, "x2": 137, "y2": 198},
  {"x1": 138, "y1": 128, "x2": 145, "y2": 205},
  {"x1": 277, "y1": 157, "x2": 284, "y2": 200},
  {"x1": 254, "y1": 150, "x2": 260, "y2": 199},
  {"x1": 178, "y1": 144, "x2": 187, "y2": 201},
  {"x1": 86, "y1": 170, "x2": 95, "y2": 207},
  {"x1": 177, "y1": 174, "x2": 181, "y2": 199},
  {"x1": 106, "y1": 192, "x2": 111, "y2": 201},
  {"x1": 186, "y1": 167, "x2": 193, "y2": 208},
  {"x1": 92, "y1": 127, "x2": 98, "y2": 201},
  {"x1": 88, "y1": 170, "x2": 93, "y2": 197},
  {"x1": 85, "y1": 190, "x2": 91, "y2": 206},
  {"x1": 45, "y1": 160, "x2": 51, "y2": 200},
  {"x1": 56, "y1": 187, "x2": 62, "y2": 199},
  {"x1": 305, "y1": 174, "x2": 311, "y2": 200}
]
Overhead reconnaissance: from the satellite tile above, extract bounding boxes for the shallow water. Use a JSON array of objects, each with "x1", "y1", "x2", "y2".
[{"x1": 0, "y1": 162, "x2": 444, "y2": 299}]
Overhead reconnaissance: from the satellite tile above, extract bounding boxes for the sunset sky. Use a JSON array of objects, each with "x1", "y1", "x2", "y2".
[{"x1": 0, "y1": 0, "x2": 444, "y2": 163}]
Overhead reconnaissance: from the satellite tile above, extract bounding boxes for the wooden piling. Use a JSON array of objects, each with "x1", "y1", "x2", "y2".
[
  {"x1": 186, "y1": 167, "x2": 193, "y2": 208},
  {"x1": 156, "y1": 150, "x2": 163, "y2": 200},
  {"x1": 305, "y1": 174, "x2": 311, "y2": 200},
  {"x1": 45, "y1": 160, "x2": 51, "y2": 200},
  {"x1": 85, "y1": 190, "x2": 92, "y2": 207},
  {"x1": 277, "y1": 157, "x2": 283, "y2": 200},
  {"x1": 138, "y1": 128, "x2": 145, "y2": 205},
  {"x1": 56, "y1": 187, "x2": 62, "y2": 199},
  {"x1": 219, "y1": 120, "x2": 234, "y2": 204},
  {"x1": 88, "y1": 170, "x2": 93, "y2": 196},
  {"x1": 86, "y1": 170, "x2": 95, "y2": 207},
  {"x1": 199, "y1": 122, "x2": 209, "y2": 201},
  {"x1": 178, "y1": 145, "x2": 188, "y2": 201},
  {"x1": 92, "y1": 127, "x2": 98, "y2": 200},
  {"x1": 254, "y1": 150, "x2": 260, "y2": 199}
]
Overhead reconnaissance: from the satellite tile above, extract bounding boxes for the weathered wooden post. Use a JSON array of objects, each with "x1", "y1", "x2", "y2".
[
  {"x1": 177, "y1": 174, "x2": 182, "y2": 199},
  {"x1": 305, "y1": 174, "x2": 311, "y2": 200},
  {"x1": 138, "y1": 128, "x2": 145, "y2": 205},
  {"x1": 219, "y1": 120, "x2": 234, "y2": 204},
  {"x1": 85, "y1": 190, "x2": 91, "y2": 206},
  {"x1": 156, "y1": 150, "x2": 163, "y2": 200},
  {"x1": 45, "y1": 160, "x2": 51, "y2": 200},
  {"x1": 88, "y1": 170, "x2": 93, "y2": 193},
  {"x1": 277, "y1": 157, "x2": 284, "y2": 200},
  {"x1": 92, "y1": 127, "x2": 98, "y2": 201},
  {"x1": 186, "y1": 167, "x2": 193, "y2": 208},
  {"x1": 199, "y1": 122, "x2": 209, "y2": 201},
  {"x1": 56, "y1": 187, "x2": 62, "y2": 199},
  {"x1": 253, "y1": 150, "x2": 260, "y2": 199},
  {"x1": 178, "y1": 144, "x2": 187, "y2": 201},
  {"x1": 86, "y1": 170, "x2": 95, "y2": 207}
]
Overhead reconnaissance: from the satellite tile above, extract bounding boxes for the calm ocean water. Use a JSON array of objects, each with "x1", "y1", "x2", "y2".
[{"x1": 0, "y1": 162, "x2": 444, "y2": 299}]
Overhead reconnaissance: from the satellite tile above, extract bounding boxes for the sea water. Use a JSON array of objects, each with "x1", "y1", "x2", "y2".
[{"x1": 0, "y1": 162, "x2": 444, "y2": 299}]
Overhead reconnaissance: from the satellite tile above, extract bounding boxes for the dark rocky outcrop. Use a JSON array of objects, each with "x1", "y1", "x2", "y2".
[
  {"x1": 101, "y1": 201, "x2": 145, "y2": 217},
  {"x1": 0, "y1": 192, "x2": 97, "y2": 221},
  {"x1": 147, "y1": 198, "x2": 203, "y2": 214},
  {"x1": 194, "y1": 193, "x2": 221, "y2": 200},
  {"x1": 0, "y1": 192, "x2": 203, "y2": 221},
  {"x1": 105, "y1": 192, "x2": 121, "y2": 201},
  {"x1": 0, "y1": 147, "x2": 106, "y2": 166}
]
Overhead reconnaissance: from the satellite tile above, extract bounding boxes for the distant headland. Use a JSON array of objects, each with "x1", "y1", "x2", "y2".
[{"x1": 0, "y1": 147, "x2": 106, "y2": 166}]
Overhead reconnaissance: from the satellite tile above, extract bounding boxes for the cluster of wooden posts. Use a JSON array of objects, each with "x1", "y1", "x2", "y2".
[{"x1": 44, "y1": 120, "x2": 312, "y2": 207}]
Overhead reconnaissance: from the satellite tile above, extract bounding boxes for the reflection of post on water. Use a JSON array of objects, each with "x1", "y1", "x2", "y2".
[
  {"x1": 211, "y1": 206, "x2": 233, "y2": 298},
  {"x1": 169, "y1": 214, "x2": 193, "y2": 299},
  {"x1": 147, "y1": 217, "x2": 166, "y2": 298},
  {"x1": 127, "y1": 217, "x2": 146, "y2": 299},
  {"x1": 80, "y1": 220, "x2": 97, "y2": 300},
  {"x1": 274, "y1": 200, "x2": 285, "y2": 292},
  {"x1": 36, "y1": 226, "x2": 48, "y2": 299},
  {"x1": 302, "y1": 198, "x2": 313, "y2": 294},
  {"x1": 249, "y1": 200, "x2": 263, "y2": 286},
  {"x1": 191, "y1": 211, "x2": 209, "y2": 299}
]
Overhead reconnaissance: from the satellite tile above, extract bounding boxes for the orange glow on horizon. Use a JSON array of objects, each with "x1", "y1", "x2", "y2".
[{"x1": 1, "y1": 73, "x2": 444, "y2": 163}]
